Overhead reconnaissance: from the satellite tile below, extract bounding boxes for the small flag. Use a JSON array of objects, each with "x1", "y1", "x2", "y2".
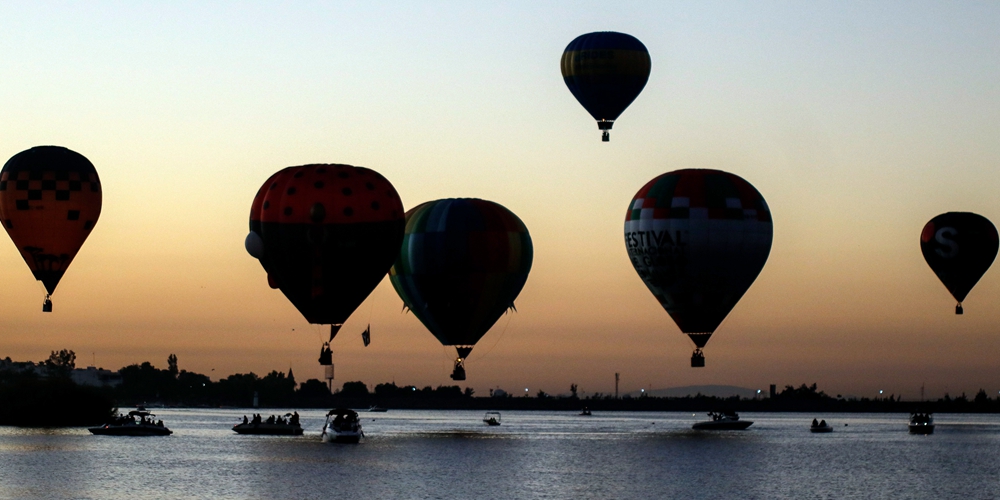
[{"x1": 362, "y1": 325, "x2": 371, "y2": 347}]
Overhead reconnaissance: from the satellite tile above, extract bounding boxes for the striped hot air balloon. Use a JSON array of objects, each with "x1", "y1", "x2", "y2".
[
  {"x1": 0, "y1": 146, "x2": 102, "y2": 312},
  {"x1": 625, "y1": 169, "x2": 772, "y2": 367},
  {"x1": 561, "y1": 31, "x2": 651, "y2": 141},
  {"x1": 390, "y1": 198, "x2": 533, "y2": 381}
]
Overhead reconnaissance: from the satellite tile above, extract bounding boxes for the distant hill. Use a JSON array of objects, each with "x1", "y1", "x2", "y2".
[{"x1": 628, "y1": 385, "x2": 759, "y2": 399}]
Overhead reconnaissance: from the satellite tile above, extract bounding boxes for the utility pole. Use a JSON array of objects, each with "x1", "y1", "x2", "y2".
[{"x1": 615, "y1": 373, "x2": 620, "y2": 399}]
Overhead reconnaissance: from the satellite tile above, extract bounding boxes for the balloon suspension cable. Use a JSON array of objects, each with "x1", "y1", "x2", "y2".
[
  {"x1": 691, "y1": 348, "x2": 705, "y2": 368},
  {"x1": 956, "y1": 303, "x2": 964, "y2": 315},
  {"x1": 42, "y1": 294, "x2": 52, "y2": 313},
  {"x1": 469, "y1": 312, "x2": 514, "y2": 365}
]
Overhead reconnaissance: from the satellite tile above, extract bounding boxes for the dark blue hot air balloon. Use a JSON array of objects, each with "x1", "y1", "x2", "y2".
[
  {"x1": 561, "y1": 31, "x2": 651, "y2": 141},
  {"x1": 920, "y1": 212, "x2": 998, "y2": 314}
]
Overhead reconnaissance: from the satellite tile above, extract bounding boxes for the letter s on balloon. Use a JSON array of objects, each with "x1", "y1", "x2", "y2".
[{"x1": 935, "y1": 227, "x2": 959, "y2": 258}]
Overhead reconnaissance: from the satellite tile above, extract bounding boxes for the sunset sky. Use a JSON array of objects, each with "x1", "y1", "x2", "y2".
[{"x1": 2, "y1": 2, "x2": 1000, "y2": 399}]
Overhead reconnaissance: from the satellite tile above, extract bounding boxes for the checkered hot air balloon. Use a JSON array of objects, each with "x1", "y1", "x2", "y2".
[
  {"x1": 247, "y1": 164, "x2": 404, "y2": 357},
  {"x1": 0, "y1": 146, "x2": 102, "y2": 312},
  {"x1": 920, "y1": 212, "x2": 998, "y2": 315},
  {"x1": 389, "y1": 198, "x2": 533, "y2": 381},
  {"x1": 561, "y1": 31, "x2": 651, "y2": 142},
  {"x1": 625, "y1": 169, "x2": 773, "y2": 367}
]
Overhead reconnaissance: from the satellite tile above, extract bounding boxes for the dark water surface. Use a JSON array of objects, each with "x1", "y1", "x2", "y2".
[{"x1": 1, "y1": 410, "x2": 999, "y2": 499}]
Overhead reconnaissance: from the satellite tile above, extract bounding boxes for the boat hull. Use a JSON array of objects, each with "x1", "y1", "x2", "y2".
[
  {"x1": 692, "y1": 421, "x2": 753, "y2": 430},
  {"x1": 810, "y1": 425, "x2": 833, "y2": 433},
  {"x1": 89, "y1": 425, "x2": 172, "y2": 436},
  {"x1": 233, "y1": 423, "x2": 303, "y2": 435},
  {"x1": 322, "y1": 431, "x2": 362, "y2": 444},
  {"x1": 909, "y1": 424, "x2": 935, "y2": 435}
]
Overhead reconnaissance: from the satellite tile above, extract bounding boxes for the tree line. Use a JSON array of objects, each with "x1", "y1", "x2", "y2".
[{"x1": 6, "y1": 351, "x2": 1000, "y2": 417}]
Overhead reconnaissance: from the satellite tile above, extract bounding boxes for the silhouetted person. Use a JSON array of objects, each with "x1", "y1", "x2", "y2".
[
  {"x1": 812, "y1": 418, "x2": 818, "y2": 427},
  {"x1": 243, "y1": 415, "x2": 249, "y2": 425}
]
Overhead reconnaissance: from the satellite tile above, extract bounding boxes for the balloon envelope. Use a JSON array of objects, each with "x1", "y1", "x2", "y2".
[
  {"x1": 389, "y1": 198, "x2": 533, "y2": 348},
  {"x1": 248, "y1": 164, "x2": 404, "y2": 325},
  {"x1": 0, "y1": 146, "x2": 102, "y2": 295},
  {"x1": 920, "y1": 212, "x2": 998, "y2": 309},
  {"x1": 624, "y1": 169, "x2": 772, "y2": 350},
  {"x1": 561, "y1": 31, "x2": 651, "y2": 135}
]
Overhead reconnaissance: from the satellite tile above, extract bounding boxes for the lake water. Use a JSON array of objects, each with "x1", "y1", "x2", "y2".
[{"x1": 1, "y1": 409, "x2": 998, "y2": 499}]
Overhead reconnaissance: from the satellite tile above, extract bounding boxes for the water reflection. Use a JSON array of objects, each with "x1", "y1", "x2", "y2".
[{"x1": 2, "y1": 411, "x2": 1000, "y2": 499}]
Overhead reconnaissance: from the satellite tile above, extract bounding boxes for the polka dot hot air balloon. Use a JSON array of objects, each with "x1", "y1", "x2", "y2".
[
  {"x1": 247, "y1": 164, "x2": 404, "y2": 359},
  {"x1": 389, "y1": 199, "x2": 533, "y2": 381},
  {"x1": 0, "y1": 146, "x2": 102, "y2": 312},
  {"x1": 625, "y1": 169, "x2": 772, "y2": 367},
  {"x1": 561, "y1": 31, "x2": 651, "y2": 142}
]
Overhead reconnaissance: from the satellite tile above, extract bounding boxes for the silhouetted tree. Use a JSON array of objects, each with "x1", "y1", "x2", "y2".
[
  {"x1": 374, "y1": 382, "x2": 399, "y2": 397},
  {"x1": 42, "y1": 349, "x2": 76, "y2": 377},
  {"x1": 216, "y1": 372, "x2": 259, "y2": 406},
  {"x1": 776, "y1": 383, "x2": 828, "y2": 400},
  {"x1": 297, "y1": 379, "x2": 331, "y2": 398},
  {"x1": 434, "y1": 385, "x2": 463, "y2": 399},
  {"x1": 258, "y1": 370, "x2": 296, "y2": 406},
  {"x1": 167, "y1": 354, "x2": 178, "y2": 377},
  {"x1": 975, "y1": 389, "x2": 989, "y2": 404},
  {"x1": 340, "y1": 381, "x2": 369, "y2": 397}
]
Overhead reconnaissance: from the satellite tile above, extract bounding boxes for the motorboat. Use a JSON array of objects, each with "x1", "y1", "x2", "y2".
[
  {"x1": 89, "y1": 407, "x2": 172, "y2": 436},
  {"x1": 909, "y1": 412, "x2": 935, "y2": 434},
  {"x1": 579, "y1": 407, "x2": 592, "y2": 416},
  {"x1": 692, "y1": 411, "x2": 753, "y2": 430},
  {"x1": 810, "y1": 419, "x2": 833, "y2": 433},
  {"x1": 368, "y1": 406, "x2": 388, "y2": 413},
  {"x1": 483, "y1": 411, "x2": 501, "y2": 426},
  {"x1": 233, "y1": 413, "x2": 303, "y2": 435},
  {"x1": 321, "y1": 408, "x2": 363, "y2": 443}
]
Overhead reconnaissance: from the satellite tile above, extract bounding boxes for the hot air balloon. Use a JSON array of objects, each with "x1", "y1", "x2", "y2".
[
  {"x1": 561, "y1": 31, "x2": 651, "y2": 142},
  {"x1": 0, "y1": 146, "x2": 102, "y2": 312},
  {"x1": 389, "y1": 199, "x2": 533, "y2": 380},
  {"x1": 625, "y1": 169, "x2": 772, "y2": 367},
  {"x1": 920, "y1": 212, "x2": 998, "y2": 314},
  {"x1": 247, "y1": 164, "x2": 404, "y2": 367}
]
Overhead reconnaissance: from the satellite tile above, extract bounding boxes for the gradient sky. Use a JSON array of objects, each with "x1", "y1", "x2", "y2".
[{"x1": 2, "y1": 1, "x2": 1000, "y2": 399}]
